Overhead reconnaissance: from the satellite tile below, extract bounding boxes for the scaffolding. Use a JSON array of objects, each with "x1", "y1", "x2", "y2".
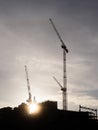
[{"x1": 79, "y1": 105, "x2": 97, "y2": 119}]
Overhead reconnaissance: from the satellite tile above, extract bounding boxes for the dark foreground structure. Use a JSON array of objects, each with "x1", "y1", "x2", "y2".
[{"x1": 0, "y1": 101, "x2": 98, "y2": 130}]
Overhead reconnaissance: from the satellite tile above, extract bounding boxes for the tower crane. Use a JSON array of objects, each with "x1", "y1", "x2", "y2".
[
  {"x1": 24, "y1": 65, "x2": 32, "y2": 103},
  {"x1": 53, "y1": 76, "x2": 67, "y2": 107},
  {"x1": 49, "y1": 18, "x2": 68, "y2": 110}
]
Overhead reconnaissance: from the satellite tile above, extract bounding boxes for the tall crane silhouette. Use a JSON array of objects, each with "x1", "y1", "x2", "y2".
[
  {"x1": 24, "y1": 65, "x2": 32, "y2": 103},
  {"x1": 49, "y1": 18, "x2": 68, "y2": 110}
]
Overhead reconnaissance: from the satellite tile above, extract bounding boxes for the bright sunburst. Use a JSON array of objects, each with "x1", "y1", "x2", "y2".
[{"x1": 29, "y1": 103, "x2": 39, "y2": 114}]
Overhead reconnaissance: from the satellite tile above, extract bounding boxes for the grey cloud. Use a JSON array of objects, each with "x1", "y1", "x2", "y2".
[
  {"x1": 0, "y1": 0, "x2": 98, "y2": 109},
  {"x1": 86, "y1": 90, "x2": 98, "y2": 99},
  {"x1": 74, "y1": 89, "x2": 98, "y2": 100}
]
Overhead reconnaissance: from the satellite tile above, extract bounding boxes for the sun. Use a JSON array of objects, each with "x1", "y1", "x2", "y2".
[{"x1": 29, "y1": 103, "x2": 39, "y2": 114}]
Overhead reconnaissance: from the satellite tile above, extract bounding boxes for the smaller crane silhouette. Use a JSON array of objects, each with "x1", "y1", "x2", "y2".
[
  {"x1": 24, "y1": 65, "x2": 32, "y2": 103},
  {"x1": 53, "y1": 76, "x2": 66, "y2": 109}
]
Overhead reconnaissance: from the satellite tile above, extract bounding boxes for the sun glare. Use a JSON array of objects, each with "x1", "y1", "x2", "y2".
[{"x1": 29, "y1": 103, "x2": 39, "y2": 114}]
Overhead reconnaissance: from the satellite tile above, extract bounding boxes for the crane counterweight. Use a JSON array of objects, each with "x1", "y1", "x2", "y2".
[{"x1": 61, "y1": 45, "x2": 68, "y2": 53}]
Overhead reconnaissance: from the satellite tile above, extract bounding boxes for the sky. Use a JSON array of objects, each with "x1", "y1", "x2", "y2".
[{"x1": 0, "y1": 0, "x2": 98, "y2": 111}]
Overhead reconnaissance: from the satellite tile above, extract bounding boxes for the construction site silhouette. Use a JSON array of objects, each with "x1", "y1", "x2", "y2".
[{"x1": 0, "y1": 101, "x2": 98, "y2": 130}]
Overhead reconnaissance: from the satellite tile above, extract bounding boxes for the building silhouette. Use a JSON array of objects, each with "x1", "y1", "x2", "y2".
[{"x1": 0, "y1": 101, "x2": 98, "y2": 130}]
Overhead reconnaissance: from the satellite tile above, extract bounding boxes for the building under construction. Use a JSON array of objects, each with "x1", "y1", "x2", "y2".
[{"x1": 0, "y1": 100, "x2": 98, "y2": 130}]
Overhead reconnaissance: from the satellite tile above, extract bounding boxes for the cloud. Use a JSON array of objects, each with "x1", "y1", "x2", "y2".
[{"x1": 0, "y1": 0, "x2": 98, "y2": 110}]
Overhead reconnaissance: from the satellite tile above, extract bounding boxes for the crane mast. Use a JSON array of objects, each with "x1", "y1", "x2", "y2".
[
  {"x1": 24, "y1": 65, "x2": 32, "y2": 103},
  {"x1": 49, "y1": 18, "x2": 68, "y2": 110}
]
